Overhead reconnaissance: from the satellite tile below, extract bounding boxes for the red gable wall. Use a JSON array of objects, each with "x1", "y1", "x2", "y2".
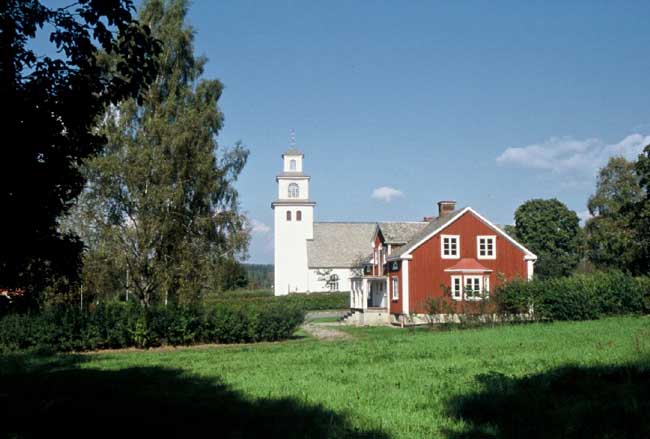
[
  {"x1": 405, "y1": 210, "x2": 528, "y2": 314},
  {"x1": 373, "y1": 232, "x2": 383, "y2": 276}
]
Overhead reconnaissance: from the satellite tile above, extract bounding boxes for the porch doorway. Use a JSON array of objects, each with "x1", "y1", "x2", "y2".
[{"x1": 368, "y1": 279, "x2": 387, "y2": 308}]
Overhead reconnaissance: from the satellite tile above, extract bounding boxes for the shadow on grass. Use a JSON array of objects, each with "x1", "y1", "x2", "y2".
[
  {"x1": 443, "y1": 360, "x2": 650, "y2": 439},
  {"x1": 0, "y1": 351, "x2": 388, "y2": 439}
]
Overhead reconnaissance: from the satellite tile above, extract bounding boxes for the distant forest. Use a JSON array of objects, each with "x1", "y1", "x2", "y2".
[{"x1": 243, "y1": 264, "x2": 273, "y2": 289}]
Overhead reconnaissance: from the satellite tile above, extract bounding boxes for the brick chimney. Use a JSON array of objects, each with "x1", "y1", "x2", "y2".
[{"x1": 437, "y1": 200, "x2": 456, "y2": 218}]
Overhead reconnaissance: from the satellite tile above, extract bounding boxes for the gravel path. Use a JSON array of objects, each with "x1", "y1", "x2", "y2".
[{"x1": 301, "y1": 323, "x2": 352, "y2": 341}]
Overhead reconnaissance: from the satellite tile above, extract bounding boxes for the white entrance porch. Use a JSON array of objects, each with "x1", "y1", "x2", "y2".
[{"x1": 350, "y1": 276, "x2": 388, "y2": 310}]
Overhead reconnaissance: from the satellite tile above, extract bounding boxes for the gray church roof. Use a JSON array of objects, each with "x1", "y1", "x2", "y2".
[
  {"x1": 307, "y1": 221, "x2": 430, "y2": 268},
  {"x1": 307, "y1": 222, "x2": 376, "y2": 268}
]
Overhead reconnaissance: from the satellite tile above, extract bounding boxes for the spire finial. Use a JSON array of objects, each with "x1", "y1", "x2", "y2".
[{"x1": 290, "y1": 129, "x2": 296, "y2": 148}]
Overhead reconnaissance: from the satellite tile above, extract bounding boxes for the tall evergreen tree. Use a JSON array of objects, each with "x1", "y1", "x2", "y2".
[
  {"x1": 584, "y1": 157, "x2": 642, "y2": 272},
  {"x1": 78, "y1": 0, "x2": 250, "y2": 306}
]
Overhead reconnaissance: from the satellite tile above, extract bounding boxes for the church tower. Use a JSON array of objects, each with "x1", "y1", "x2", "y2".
[{"x1": 272, "y1": 146, "x2": 315, "y2": 295}]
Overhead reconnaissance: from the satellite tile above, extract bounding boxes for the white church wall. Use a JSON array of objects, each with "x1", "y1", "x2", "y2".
[
  {"x1": 307, "y1": 268, "x2": 355, "y2": 293},
  {"x1": 273, "y1": 204, "x2": 313, "y2": 295},
  {"x1": 277, "y1": 178, "x2": 309, "y2": 200},
  {"x1": 283, "y1": 155, "x2": 303, "y2": 172}
]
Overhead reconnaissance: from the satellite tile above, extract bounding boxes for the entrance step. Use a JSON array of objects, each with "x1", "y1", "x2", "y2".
[{"x1": 338, "y1": 309, "x2": 389, "y2": 326}]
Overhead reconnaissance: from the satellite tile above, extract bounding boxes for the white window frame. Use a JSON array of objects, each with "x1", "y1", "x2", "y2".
[
  {"x1": 289, "y1": 159, "x2": 296, "y2": 171},
  {"x1": 391, "y1": 276, "x2": 399, "y2": 301},
  {"x1": 288, "y1": 183, "x2": 299, "y2": 198},
  {"x1": 451, "y1": 275, "x2": 462, "y2": 300},
  {"x1": 441, "y1": 234, "x2": 460, "y2": 259},
  {"x1": 477, "y1": 235, "x2": 496, "y2": 260},
  {"x1": 464, "y1": 275, "x2": 483, "y2": 301},
  {"x1": 329, "y1": 274, "x2": 339, "y2": 292},
  {"x1": 450, "y1": 274, "x2": 490, "y2": 301}
]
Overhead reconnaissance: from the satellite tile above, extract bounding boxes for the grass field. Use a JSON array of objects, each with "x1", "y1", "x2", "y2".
[{"x1": 3, "y1": 316, "x2": 650, "y2": 438}]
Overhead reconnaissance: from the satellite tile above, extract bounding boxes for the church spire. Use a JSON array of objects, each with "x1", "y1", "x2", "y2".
[{"x1": 283, "y1": 129, "x2": 303, "y2": 157}]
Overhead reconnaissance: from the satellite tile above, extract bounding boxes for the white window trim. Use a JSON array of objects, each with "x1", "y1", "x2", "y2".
[
  {"x1": 329, "y1": 274, "x2": 339, "y2": 292},
  {"x1": 477, "y1": 235, "x2": 496, "y2": 260},
  {"x1": 391, "y1": 276, "x2": 399, "y2": 301},
  {"x1": 441, "y1": 234, "x2": 460, "y2": 259},
  {"x1": 451, "y1": 275, "x2": 462, "y2": 300},
  {"x1": 288, "y1": 183, "x2": 299, "y2": 198},
  {"x1": 464, "y1": 275, "x2": 483, "y2": 301},
  {"x1": 450, "y1": 274, "x2": 491, "y2": 301}
]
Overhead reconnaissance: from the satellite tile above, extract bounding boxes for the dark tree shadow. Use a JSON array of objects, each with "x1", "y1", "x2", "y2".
[
  {"x1": 0, "y1": 352, "x2": 389, "y2": 438},
  {"x1": 443, "y1": 360, "x2": 650, "y2": 439}
]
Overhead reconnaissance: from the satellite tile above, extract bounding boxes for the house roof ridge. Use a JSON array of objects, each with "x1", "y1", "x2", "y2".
[{"x1": 314, "y1": 221, "x2": 376, "y2": 224}]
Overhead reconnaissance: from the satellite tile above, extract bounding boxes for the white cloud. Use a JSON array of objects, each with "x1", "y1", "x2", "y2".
[
  {"x1": 496, "y1": 133, "x2": 650, "y2": 175},
  {"x1": 371, "y1": 186, "x2": 404, "y2": 202},
  {"x1": 250, "y1": 219, "x2": 270, "y2": 234}
]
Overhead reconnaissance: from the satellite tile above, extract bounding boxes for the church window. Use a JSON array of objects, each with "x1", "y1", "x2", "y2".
[
  {"x1": 290, "y1": 159, "x2": 296, "y2": 170},
  {"x1": 296, "y1": 210, "x2": 302, "y2": 221},
  {"x1": 286, "y1": 211, "x2": 292, "y2": 221},
  {"x1": 288, "y1": 183, "x2": 299, "y2": 198},
  {"x1": 329, "y1": 274, "x2": 339, "y2": 291}
]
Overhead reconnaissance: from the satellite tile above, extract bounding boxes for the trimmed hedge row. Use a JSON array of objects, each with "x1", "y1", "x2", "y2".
[
  {"x1": 0, "y1": 302, "x2": 305, "y2": 352},
  {"x1": 494, "y1": 271, "x2": 650, "y2": 321},
  {"x1": 205, "y1": 291, "x2": 349, "y2": 311}
]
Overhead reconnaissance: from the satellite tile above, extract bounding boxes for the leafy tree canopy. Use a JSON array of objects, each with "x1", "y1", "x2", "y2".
[
  {"x1": 514, "y1": 198, "x2": 581, "y2": 279},
  {"x1": 584, "y1": 157, "x2": 642, "y2": 272},
  {"x1": 73, "y1": 0, "x2": 250, "y2": 307},
  {"x1": 631, "y1": 144, "x2": 650, "y2": 272},
  {"x1": 0, "y1": 0, "x2": 160, "y2": 303}
]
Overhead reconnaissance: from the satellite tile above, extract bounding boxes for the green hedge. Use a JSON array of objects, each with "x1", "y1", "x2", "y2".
[
  {"x1": 494, "y1": 271, "x2": 650, "y2": 321},
  {"x1": 0, "y1": 302, "x2": 305, "y2": 352},
  {"x1": 204, "y1": 291, "x2": 349, "y2": 311}
]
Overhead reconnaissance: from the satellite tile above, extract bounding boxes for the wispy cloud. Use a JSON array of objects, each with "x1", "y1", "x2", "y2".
[
  {"x1": 371, "y1": 186, "x2": 404, "y2": 202},
  {"x1": 250, "y1": 219, "x2": 270, "y2": 234},
  {"x1": 496, "y1": 133, "x2": 650, "y2": 175}
]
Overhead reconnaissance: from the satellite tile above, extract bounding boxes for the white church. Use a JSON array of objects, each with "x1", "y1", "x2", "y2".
[{"x1": 272, "y1": 147, "x2": 428, "y2": 297}]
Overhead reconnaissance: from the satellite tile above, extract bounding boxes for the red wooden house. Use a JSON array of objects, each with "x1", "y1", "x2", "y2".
[{"x1": 349, "y1": 201, "x2": 536, "y2": 325}]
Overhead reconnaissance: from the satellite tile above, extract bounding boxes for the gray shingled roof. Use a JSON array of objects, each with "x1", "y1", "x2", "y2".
[
  {"x1": 307, "y1": 222, "x2": 376, "y2": 268},
  {"x1": 307, "y1": 221, "x2": 431, "y2": 268},
  {"x1": 377, "y1": 222, "x2": 428, "y2": 244},
  {"x1": 389, "y1": 208, "x2": 465, "y2": 259},
  {"x1": 283, "y1": 146, "x2": 303, "y2": 156}
]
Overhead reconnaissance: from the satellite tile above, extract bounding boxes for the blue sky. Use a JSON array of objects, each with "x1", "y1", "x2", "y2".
[
  {"x1": 38, "y1": 1, "x2": 650, "y2": 263},
  {"x1": 187, "y1": 1, "x2": 650, "y2": 263}
]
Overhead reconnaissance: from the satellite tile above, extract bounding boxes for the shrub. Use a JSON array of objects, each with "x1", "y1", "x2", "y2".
[
  {"x1": 0, "y1": 301, "x2": 305, "y2": 353},
  {"x1": 204, "y1": 291, "x2": 349, "y2": 311},
  {"x1": 495, "y1": 271, "x2": 650, "y2": 322}
]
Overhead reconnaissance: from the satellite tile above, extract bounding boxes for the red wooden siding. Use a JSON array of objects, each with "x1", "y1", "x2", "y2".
[
  {"x1": 388, "y1": 270, "x2": 402, "y2": 314},
  {"x1": 372, "y1": 232, "x2": 383, "y2": 276},
  {"x1": 406, "y1": 211, "x2": 528, "y2": 314}
]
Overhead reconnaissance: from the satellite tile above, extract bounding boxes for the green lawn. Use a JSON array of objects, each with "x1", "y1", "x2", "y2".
[{"x1": 3, "y1": 316, "x2": 650, "y2": 438}]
